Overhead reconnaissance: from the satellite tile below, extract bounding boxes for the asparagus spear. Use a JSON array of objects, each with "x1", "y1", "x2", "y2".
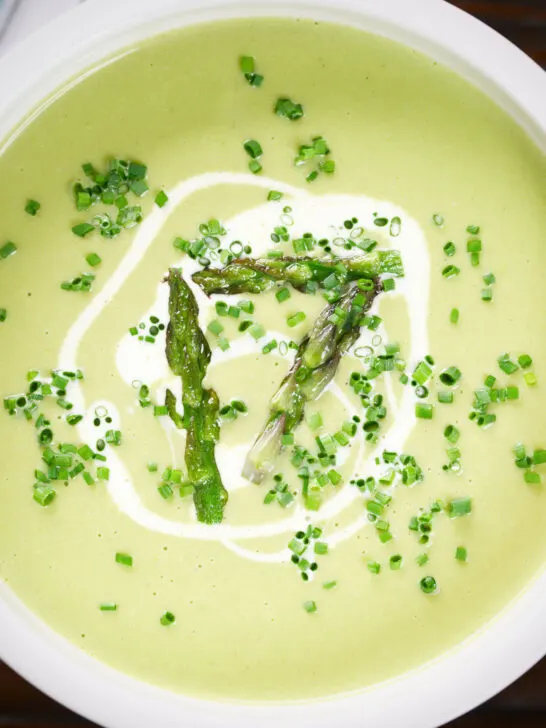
[
  {"x1": 192, "y1": 251, "x2": 403, "y2": 295},
  {"x1": 242, "y1": 279, "x2": 381, "y2": 484},
  {"x1": 166, "y1": 268, "x2": 228, "y2": 524}
]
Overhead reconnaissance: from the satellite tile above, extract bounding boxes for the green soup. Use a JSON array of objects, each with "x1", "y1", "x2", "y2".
[{"x1": 0, "y1": 18, "x2": 545, "y2": 702}]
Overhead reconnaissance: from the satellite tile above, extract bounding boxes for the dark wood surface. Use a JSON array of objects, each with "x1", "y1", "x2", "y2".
[{"x1": 1, "y1": 1, "x2": 545, "y2": 727}]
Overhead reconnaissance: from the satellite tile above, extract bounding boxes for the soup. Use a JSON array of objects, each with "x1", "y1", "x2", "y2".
[{"x1": 0, "y1": 18, "x2": 545, "y2": 701}]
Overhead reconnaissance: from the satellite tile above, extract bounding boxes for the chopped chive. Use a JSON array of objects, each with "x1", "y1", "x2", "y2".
[
  {"x1": 97, "y1": 466, "x2": 110, "y2": 480},
  {"x1": 158, "y1": 483, "x2": 173, "y2": 499},
  {"x1": 160, "y1": 611, "x2": 176, "y2": 626},
  {"x1": 450, "y1": 308, "x2": 459, "y2": 324},
  {"x1": 389, "y1": 554, "x2": 403, "y2": 570},
  {"x1": 367, "y1": 560, "x2": 381, "y2": 575},
  {"x1": 533, "y1": 450, "x2": 546, "y2": 465},
  {"x1": 240, "y1": 55, "x2": 254, "y2": 73},
  {"x1": 268, "y1": 190, "x2": 283, "y2": 201},
  {"x1": 85, "y1": 252, "x2": 102, "y2": 267},
  {"x1": 322, "y1": 580, "x2": 337, "y2": 590},
  {"x1": 248, "y1": 159, "x2": 262, "y2": 174},
  {"x1": 438, "y1": 391, "x2": 454, "y2": 404},
  {"x1": 262, "y1": 339, "x2": 277, "y2": 354},
  {"x1": 415, "y1": 403, "x2": 433, "y2": 420},
  {"x1": 442, "y1": 265, "x2": 460, "y2": 279},
  {"x1": 239, "y1": 299, "x2": 254, "y2": 314},
  {"x1": 0, "y1": 241, "x2": 17, "y2": 259},
  {"x1": 416, "y1": 553, "x2": 429, "y2": 567},
  {"x1": 432, "y1": 214, "x2": 444, "y2": 227},
  {"x1": 498, "y1": 353, "x2": 519, "y2": 375},
  {"x1": 466, "y1": 239, "x2": 482, "y2": 253},
  {"x1": 443, "y1": 241, "x2": 456, "y2": 257},
  {"x1": 466, "y1": 225, "x2": 480, "y2": 235},
  {"x1": 72, "y1": 223, "x2": 95, "y2": 238},
  {"x1": 287, "y1": 311, "x2": 306, "y2": 327},
  {"x1": 314, "y1": 542, "x2": 328, "y2": 555},
  {"x1": 524, "y1": 372, "x2": 537, "y2": 386},
  {"x1": 275, "y1": 98, "x2": 304, "y2": 121},
  {"x1": 207, "y1": 319, "x2": 224, "y2": 336},
  {"x1": 33, "y1": 485, "x2": 56, "y2": 506},
  {"x1": 25, "y1": 199, "x2": 41, "y2": 216},
  {"x1": 303, "y1": 600, "x2": 317, "y2": 614},
  {"x1": 455, "y1": 546, "x2": 467, "y2": 562},
  {"x1": 130, "y1": 179, "x2": 149, "y2": 197},
  {"x1": 99, "y1": 603, "x2": 117, "y2": 612},
  {"x1": 439, "y1": 366, "x2": 462, "y2": 386},
  {"x1": 481, "y1": 288, "x2": 493, "y2": 302},
  {"x1": 276, "y1": 287, "x2": 291, "y2": 303},
  {"x1": 483, "y1": 272, "x2": 496, "y2": 285},
  {"x1": 155, "y1": 190, "x2": 169, "y2": 208},
  {"x1": 524, "y1": 471, "x2": 541, "y2": 484},
  {"x1": 447, "y1": 497, "x2": 472, "y2": 518},
  {"x1": 389, "y1": 216, "x2": 401, "y2": 237},
  {"x1": 518, "y1": 354, "x2": 533, "y2": 369},
  {"x1": 0, "y1": 308, "x2": 7, "y2": 322},
  {"x1": 217, "y1": 336, "x2": 230, "y2": 351},
  {"x1": 307, "y1": 412, "x2": 323, "y2": 431},
  {"x1": 382, "y1": 278, "x2": 396, "y2": 292},
  {"x1": 244, "y1": 139, "x2": 263, "y2": 159},
  {"x1": 444, "y1": 425, "x2": 460, "y2": 444},
  {"x1": 115, "y1": 552, "x2": 133, "y2": 567},
  {"x1": 420, "y1": 576, "x2": 437, "y2": 594},
  {"x1": 248, "y1": 322, "x2": 266, "y2": 340},
  {"x1": 153, "y1": 405, "x2": 169, "y2": 417}
]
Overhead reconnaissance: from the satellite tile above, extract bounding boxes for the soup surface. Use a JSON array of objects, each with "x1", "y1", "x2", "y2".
[{"x1": 0, "y1": 18, "x2": 545, "y2": 701}]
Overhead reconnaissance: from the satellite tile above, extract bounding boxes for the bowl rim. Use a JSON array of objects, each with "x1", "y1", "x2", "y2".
[{"x1": 0, "y1": 2, "x2": 545, "y2": 727}]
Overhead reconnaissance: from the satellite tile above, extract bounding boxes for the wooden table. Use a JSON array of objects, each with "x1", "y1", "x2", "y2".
[{"x1": 1, "y1": 1, "x2": 545, "y2": 726}]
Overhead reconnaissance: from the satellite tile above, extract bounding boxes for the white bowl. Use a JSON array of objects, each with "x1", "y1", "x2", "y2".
[{"x1": 0, "y1": 1, "x2": 544, "y2": 726}]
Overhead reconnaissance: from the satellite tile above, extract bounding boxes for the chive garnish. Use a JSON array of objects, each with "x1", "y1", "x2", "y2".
[
  {"x1": 443, "y1": 241, "x2": 456, "y2": 257},
  {"x1": 442, "y1": 265, "x2": 460, "y2": 279},
  {"x1": 432, "y1": 214, "x2": 444, "y2": 227},
  {"x1": 155, "y1": 190, "x2": 169, "y2": 208},
  {"x1": 85, "y1": 253, "x2": 102, "y2": 267},
  {"x1": 439, "y1": 366, "x2": 461, "y2": 386},
  {"x1": 72, "y1": 223, "x2": 95, "y2": 238},
  {"x1": 275, "y1": 98, "x2": 304, "y2": 121},
  {"x1": 446, "y1": 497, "x2": 472, "y2": 518},
  {"x1": 450, "y1": 308, "x2": 459, "y2": 324},
  {"x1": 389, "y1": 554, "x2": 403, "y2": 570},
  {"x1": 455, "y1": 546, "x2": 467, "y2": 562},
  {"x1": 239, "y1": 55, "x2": 263, "y2": 86},
  {"x1": 33, "y1": 484, "x2": 56, "y2": 506},
  {"x1": 0, "y1": 308, "x2": 7, "y2": 323},
  {"x1": 420, "y1": 576, "x2": 437, "y2": 594},
  {"x1": 160, "y1": 611, "x2": 176, "y2": 626},
  {"x1": 287, "y1": 311, "x2": 306, "y2": 327},
  {"x1": 25, "y1": 199, "x2": 41, "y2": 216},
  {"x1": 0, "y1": 241, "x2": 17, "y2": 259},
  {"x1": 244, "y1": 139, "x2": 263, "y2": 159},
  {"x1": 367, "y1": 560, "x2": 381, "y2": 575},
  {"x1": 99, "y1": 603, "x2": 117, "y2": 612},
  {"x1": 303, "y1": 600, "x2": 317, "y2": 613},
  {"x1": 275, "y1": 287, "x2": 291, "y2": 303},
  {"x1": 415, "y1": 403, "x2": 433, "y2": 419},
  {"x1": 518, "y1": 354, "x2": 532, "y2": 369},
  {"x1": 115, "y1": 552, "x2": 133, "y2": 567},
  {"x1": 267, "y1": 190, "x2": 283, "y2": 201}
]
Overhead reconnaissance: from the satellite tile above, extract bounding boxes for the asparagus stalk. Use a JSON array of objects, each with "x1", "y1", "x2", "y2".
[
  {"x1": 242, "y1": 279, "x2": 381, "y2": 484},
  {"x1": 166, "y1": 268, "x2": 228, "y2": 524},
  {"x1": 192, "y1": 251, "x2": 403, "y2": 295}
]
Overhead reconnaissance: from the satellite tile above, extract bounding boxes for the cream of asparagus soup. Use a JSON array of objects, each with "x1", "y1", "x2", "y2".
[{"x1": 0, "y1": 18, "x2": 545, "y2": 701}]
